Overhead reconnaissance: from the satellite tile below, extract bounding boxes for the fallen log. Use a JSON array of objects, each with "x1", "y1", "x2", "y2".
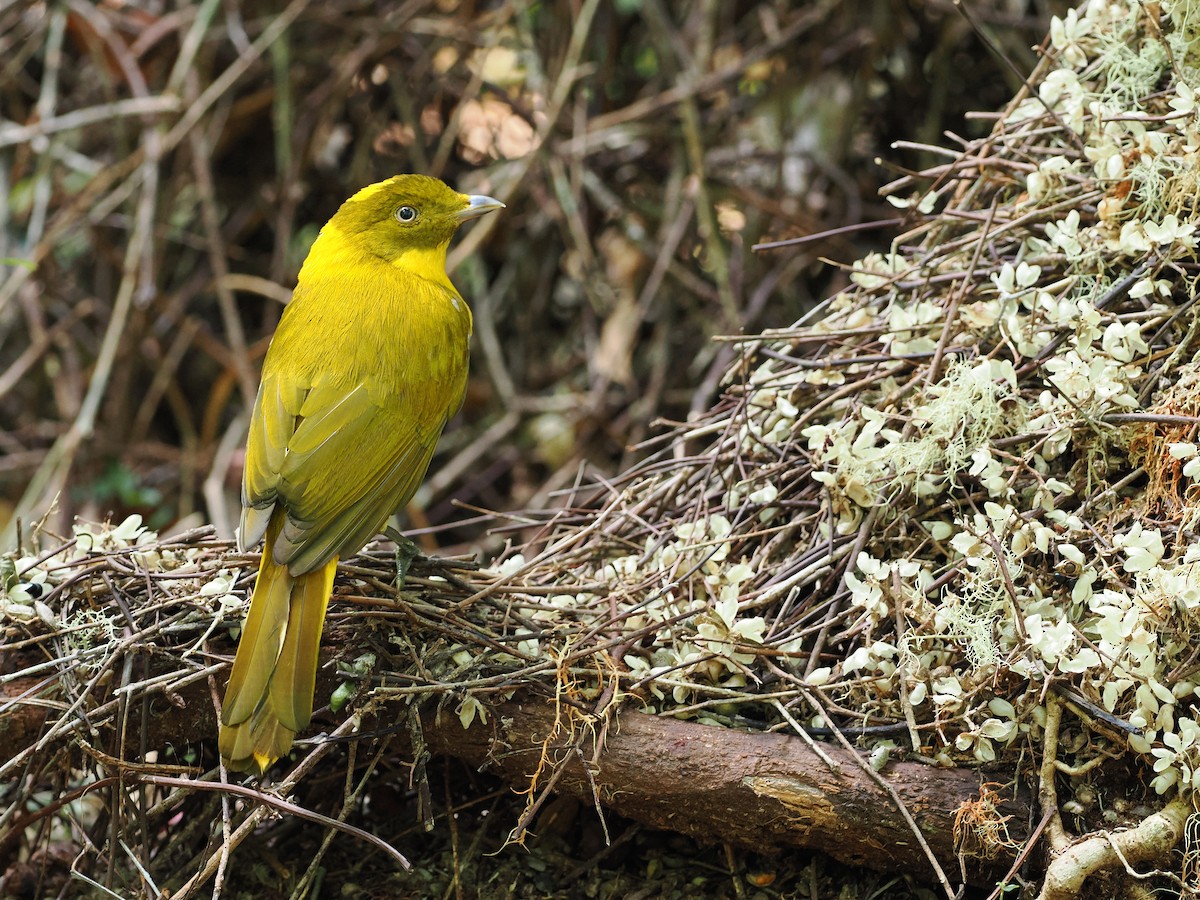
[{"x1": 418, "y1": 697, "x2": 1032, "y2": 888}]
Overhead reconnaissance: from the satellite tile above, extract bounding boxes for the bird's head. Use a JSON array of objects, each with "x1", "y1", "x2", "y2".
[{"x1": 328, "y1": 174, "x2": 503, "y2": 265}]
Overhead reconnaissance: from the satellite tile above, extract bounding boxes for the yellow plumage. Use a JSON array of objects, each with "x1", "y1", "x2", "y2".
[{"x1": 219, "y1": 175, "x2": 502, "y2": 774}]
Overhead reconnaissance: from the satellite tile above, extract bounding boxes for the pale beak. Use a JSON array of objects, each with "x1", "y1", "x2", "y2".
[{"x1": 458, "y1": 194, "x2": 505, "y2": 221}]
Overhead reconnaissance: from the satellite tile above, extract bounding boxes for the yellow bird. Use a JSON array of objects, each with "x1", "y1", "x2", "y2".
[{"x1": 219, "y1": 174, "x2": 503, "y2": 774}]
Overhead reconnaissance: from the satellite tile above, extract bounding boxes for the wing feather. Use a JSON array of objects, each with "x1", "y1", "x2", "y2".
[
  {"x1": 279, "y1": 437, "x2": 439, "y2": 574},
  {"x1": 240, "y1": 373, "x2": 307, "y2": 549},
  {"x1": 245, "y1": 372, "x2": 460, "y2": 574},
  {"x1": 272, "y1": 386, "x2": 445, "y2": 571}
]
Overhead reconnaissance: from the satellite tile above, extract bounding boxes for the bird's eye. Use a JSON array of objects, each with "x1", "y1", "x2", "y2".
[{"x1": 395, "y1": 205, "x2": 418, "y2": 222}]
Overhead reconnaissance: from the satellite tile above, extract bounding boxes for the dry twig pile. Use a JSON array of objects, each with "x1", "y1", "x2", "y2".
[{"x1": 477, "y1": 1, "x2": 1200, "y2": 895}]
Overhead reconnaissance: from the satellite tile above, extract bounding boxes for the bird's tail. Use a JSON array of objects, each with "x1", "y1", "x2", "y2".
[{"x1": 219, "y1": 511, "x2": 337, "y2": 774}]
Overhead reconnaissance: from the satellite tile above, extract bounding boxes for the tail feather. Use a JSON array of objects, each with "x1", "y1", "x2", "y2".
[
  {"x1": 222, "y1": 520, "x2": 291, "y2": 726},
  {"x1": 221, "y1": 701, "x2": 295, "y2": 773},
  {"x1": 220, "y1": 511, "x2": 338, "y2": 774},
  {"x1": 270, "y1": 559, "x2": 335, "y2": 731}
]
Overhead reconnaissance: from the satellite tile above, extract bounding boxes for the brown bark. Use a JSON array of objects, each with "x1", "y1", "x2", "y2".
[{"x1": 418, "y1": 698, "x2": 1031, "y2": 886}]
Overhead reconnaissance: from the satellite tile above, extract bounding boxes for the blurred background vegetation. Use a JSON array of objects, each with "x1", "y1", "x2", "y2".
[
  {"x1": 2, "y1": 3, "x2": 1068, "y2": 894},
  {"x1": 1, "y1": 0, "x2": 1069, "y2": 558}
]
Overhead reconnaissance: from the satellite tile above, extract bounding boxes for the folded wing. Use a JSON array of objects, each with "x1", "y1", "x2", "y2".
[{"x1": 241, "y1": 366, "x2": 460, "y2": 575}]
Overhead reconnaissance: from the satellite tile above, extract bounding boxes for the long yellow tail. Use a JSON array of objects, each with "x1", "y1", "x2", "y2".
[{"x1": 219, "y1": 512, "x2": 337, "y2": 774}]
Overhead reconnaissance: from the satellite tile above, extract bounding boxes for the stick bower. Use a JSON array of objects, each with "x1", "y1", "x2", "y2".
[{"x1": 2, "y1": 525, "x2": 1026, "y2": 896}]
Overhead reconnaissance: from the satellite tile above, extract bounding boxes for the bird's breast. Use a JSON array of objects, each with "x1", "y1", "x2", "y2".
[{"x1": 269, "y1": 260, "x2": 472, "y2": 410}]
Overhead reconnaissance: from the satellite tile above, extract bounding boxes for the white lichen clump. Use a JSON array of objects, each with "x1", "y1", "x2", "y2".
[
  {"x1": 3, "y1": 516, "x2": 238, "y2": 664},
  {"x1": 495, "y1": 0, "x2": 1200, "y2": 806},
  {"x1": 785, "y1": 0, "x2": 1200, "y2": 789}
]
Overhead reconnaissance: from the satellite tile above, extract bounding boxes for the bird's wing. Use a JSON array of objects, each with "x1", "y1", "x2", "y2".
[
  {"x1": 240, "y1": 371, "x2": 303, "y2": 550},
  {"x1": 240, "y1": 367, "x2": 457, "y2": 575}
]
